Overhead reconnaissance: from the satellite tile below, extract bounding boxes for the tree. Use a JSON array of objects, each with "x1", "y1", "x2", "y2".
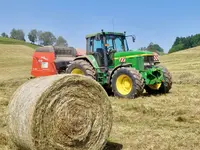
[
  {"x1": 55, "y1": 36, "x2": 68, "y2": 47},
  {"x1": 147, "y1": 42, "x2": 164, "y2": 53},
  {"x1": 138, "y1": 47, "x2": 147, "y2": 51},
  {"x1": 28, "y1": 29, "x2": 38, "y2": 44},
  {"x1": 39, "y1": 31, "x2": 56, "y2": 46},
  {"x1": 36, "y1": 30, "x2": 43, "y2": 44},
  {"x1": 168, "y1": 43, "x2": 184, "y2": 53},
  {"x1": 1, "y1": 32, "x2": 8, "y2": 38},
  {"x1": 10, "y1": 28, "x2": 25, "y2": 41}
]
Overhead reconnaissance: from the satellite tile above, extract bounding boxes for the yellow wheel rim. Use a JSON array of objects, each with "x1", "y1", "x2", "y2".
[
  {"x1": 148, "y1": 83, "x2": 162, "y2": 90},
  {"x1": 71, "y1": 68, "x2": 84, "y2": 75},
  {"x1": 116, "y1": 74, "x2": 133, "y2": 95}
]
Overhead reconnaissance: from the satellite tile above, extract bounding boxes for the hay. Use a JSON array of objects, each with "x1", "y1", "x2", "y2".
[{"x1": 7, "y1": 74, "x2": 113, "y2": 150}]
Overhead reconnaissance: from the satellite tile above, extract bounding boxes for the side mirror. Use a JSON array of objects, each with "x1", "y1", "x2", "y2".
[
  {"x1": 132, "y1": 35, "x2": 136, "y2": 42},
  {"x1": 126, "y1": 35, "x2": 136, "y2": 43}
]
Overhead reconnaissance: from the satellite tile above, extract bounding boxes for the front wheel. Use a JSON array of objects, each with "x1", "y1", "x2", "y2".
[{"x1": 111, "y1": 67, "x2": 144, "y2": 99}]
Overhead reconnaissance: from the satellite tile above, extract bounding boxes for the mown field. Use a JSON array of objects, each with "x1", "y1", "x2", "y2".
[{"x1": 1, "y1": 44, "x2": 200, "y2": 150}]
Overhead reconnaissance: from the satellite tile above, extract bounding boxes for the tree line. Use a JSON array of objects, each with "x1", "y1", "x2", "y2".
[
  {"x1": 139, "y1": 42, "x2": 164, "y2": 54},
  {"x1": 0, "y1": 28, "x2": 68, "y2": 47},
  {"x1": 2, "y1": 28, "x2": 199, "y2": 54},
  {"x1": 169, "y1": 34, "x2": 200, "y2": 53},
  {"x1": 139, "y1": 33, "x2": 200, "y2": 54}
]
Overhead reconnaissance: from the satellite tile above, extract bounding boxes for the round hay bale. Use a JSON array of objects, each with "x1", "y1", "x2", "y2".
[{"x1": 7, "y1": 74, "x2": 113, "y2": 150}]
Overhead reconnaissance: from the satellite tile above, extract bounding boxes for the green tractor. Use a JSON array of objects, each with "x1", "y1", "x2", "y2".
[{"x1": 66, "y1": 30, "x2": 172, "y2": 99}]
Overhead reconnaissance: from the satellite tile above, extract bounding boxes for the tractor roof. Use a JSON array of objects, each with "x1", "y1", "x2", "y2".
[{"x1": 85, "y1": 32, "x2": 125, "y2": 38}]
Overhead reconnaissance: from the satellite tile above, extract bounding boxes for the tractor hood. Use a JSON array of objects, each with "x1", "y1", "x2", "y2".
[{"x1": 114, "y1": 50, "x2": 153, "y2": 58}]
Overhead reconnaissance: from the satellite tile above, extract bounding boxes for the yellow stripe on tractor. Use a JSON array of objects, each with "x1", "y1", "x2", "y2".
[{"x1": 114, "y1": 54, "x2": 153, "y2": 60}]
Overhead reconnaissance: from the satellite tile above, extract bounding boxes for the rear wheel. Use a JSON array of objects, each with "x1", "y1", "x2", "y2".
[
  {"x1": 145, "y1": 65, "x2": 172, "y2": 94},
  {"x1": 66, "y1": 59, "x2": 96, "y2": 80},
  {"x1": 111, "y1": 67, "x2": 144, "y2": 99}
]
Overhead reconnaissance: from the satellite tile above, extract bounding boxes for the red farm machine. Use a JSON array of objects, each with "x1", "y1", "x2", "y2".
[{"x1": 31, "y1": 46, "x2": 86, "y2": 77}]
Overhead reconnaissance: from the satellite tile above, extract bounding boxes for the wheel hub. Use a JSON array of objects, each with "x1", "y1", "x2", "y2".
[{"x1": 116, "y1": 75, "x2": 133, "y2": 95}]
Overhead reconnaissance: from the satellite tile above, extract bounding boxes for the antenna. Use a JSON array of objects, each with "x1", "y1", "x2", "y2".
[{"x1": 112, "y1": 17, "x2": 115, "y2": 32}]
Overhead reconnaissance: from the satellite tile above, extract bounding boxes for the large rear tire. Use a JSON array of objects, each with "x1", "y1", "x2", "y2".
[
  {"x1": 145, "y1": 65, "x2": 172, "y2": 94},
  {"x1": 111, "y1": 67, "x2": 144, "y2": 99},
  {"x1": 66, "y1": 59, "x2": 96, "y2": 80}
]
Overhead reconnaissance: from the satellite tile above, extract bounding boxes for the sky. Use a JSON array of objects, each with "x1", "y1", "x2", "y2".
[{"x1": 1, "y1": 0, "x2": 200, "y2": 53}]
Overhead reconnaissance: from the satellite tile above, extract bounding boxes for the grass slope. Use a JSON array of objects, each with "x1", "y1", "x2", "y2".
[
  {"x1": 1, "y1": 45, "x2": 200, "y2": 149},
  {"x1": 0, "y1": 44, "x2": 35, "y2": 150},
  {"x1": 0, "y1": 44, "x2": 34, "y2": 82},
  {"x1": 0, "y1": 37, "x2": 40, "y2": 49},
  {"x1": 160, "y1": 46, "x2": 200, "y2": 84}
]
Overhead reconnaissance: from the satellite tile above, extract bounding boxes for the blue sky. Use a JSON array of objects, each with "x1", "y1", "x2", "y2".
[{"x1": 1, "y1": 0, "x2": 200, "y2": 53}]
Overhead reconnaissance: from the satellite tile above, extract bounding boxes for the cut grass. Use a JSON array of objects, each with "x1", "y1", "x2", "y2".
[
  {"x1": 0, "y1": 44, "x2": 34, "y2": 82},
  {"x1": 1, "y1": 45, "x2": 200, "y2": 149},
  {"x1": 109, "y1": 84, "x2": 200, "y2": 150}
]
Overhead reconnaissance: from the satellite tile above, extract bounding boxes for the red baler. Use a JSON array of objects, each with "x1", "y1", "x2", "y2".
[{"x1": 31, "y1": 46, "x2": 86, "y2": 77}]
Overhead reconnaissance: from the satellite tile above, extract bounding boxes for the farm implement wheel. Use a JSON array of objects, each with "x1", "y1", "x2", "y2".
[
  {"x1": 111, "y1": 67, "x2": 144, "y2": 99},
  {"x1": 66, "y1": 59, "x2": 96, "y2": 80},
  {"x1": 145, "y1": 65, "x2": 172, "y2": 94}
]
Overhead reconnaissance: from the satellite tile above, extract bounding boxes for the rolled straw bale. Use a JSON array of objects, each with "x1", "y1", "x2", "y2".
[{"x1": 7, "y1": 74, "x2": 112, "y2": 150}]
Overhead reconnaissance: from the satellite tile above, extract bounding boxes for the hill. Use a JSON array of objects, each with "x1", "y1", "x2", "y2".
[
  {"x1": 1, "y1": 45, "x2": 200, "y2": 149},
  {"x1": 0, "y1": 44, "x2": 34, "y2": 82},
  {"x1": 160, "y1": 46, "x2": 200, "y2": 84},
  {"x1": 0, "y1": 44, "x2": 36, "y2": 150},
  {"x1": 0, "y1": 37, "x2": 40, "y2": 49}
]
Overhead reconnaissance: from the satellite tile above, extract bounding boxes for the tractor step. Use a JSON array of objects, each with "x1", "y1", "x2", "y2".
[{"x1": 97, "y1": 72, "x2": 107, "y2": 85}]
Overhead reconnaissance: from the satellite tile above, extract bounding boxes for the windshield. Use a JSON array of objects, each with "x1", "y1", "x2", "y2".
[{"x1": 106, "y1": 35, "x2": 128, "y2": 52}]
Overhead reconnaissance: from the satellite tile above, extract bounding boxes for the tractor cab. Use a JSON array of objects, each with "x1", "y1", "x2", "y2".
[{"x1": 85, "y1": 30, "x2": 135, "y2": 70}]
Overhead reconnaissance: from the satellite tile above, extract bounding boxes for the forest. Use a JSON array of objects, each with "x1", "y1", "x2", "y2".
[{"x1": 169, "y1": 34, "x2": 200, "y2": 53}]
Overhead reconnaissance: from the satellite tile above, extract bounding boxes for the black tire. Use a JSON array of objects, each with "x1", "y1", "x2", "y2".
[
  {"x1": 111, "y1": 67, "x2": 144, "y2": 99},
  {"x1": 66, "y1": 59, "x2": 96, "y2": 80},
  {"x1": 145, "y1": 65, "x2": 172, "y2": 94}
]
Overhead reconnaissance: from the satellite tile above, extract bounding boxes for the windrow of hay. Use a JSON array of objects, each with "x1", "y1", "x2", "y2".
[{"x1": 7, "y1": 74, "x2": 113, "y2": 150}]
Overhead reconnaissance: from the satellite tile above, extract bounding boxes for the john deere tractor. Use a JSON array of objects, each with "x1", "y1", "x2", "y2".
[{"x1": 66, "y1": 30, "x2": 172, "y2": 99}]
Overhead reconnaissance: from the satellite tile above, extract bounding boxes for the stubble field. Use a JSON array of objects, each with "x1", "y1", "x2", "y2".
[{"x1": 0, "y1": 44, "x2": 200, "y2": 150}]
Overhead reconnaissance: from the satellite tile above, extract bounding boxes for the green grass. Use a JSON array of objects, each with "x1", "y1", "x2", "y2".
[
  {"x1": 0, "y1": 37, "x2": 40, "y2": 49},
  {"x1": 1, "y1": 44, "x2": 200, "y2": 149}
]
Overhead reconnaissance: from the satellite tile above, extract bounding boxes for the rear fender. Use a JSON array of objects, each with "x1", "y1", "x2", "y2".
[{"x1": 74, "y1": 55, "x2": 101, "y2": 73}]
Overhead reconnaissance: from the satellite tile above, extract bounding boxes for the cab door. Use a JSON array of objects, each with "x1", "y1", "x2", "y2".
[{"x1": 88, "y1": 37, "x2": 106, "y2": 67}]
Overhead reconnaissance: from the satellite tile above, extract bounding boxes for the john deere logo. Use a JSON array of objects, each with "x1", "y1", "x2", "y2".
[{"x1": 119, "y1": 57, "x2": 126, "y2": 63}]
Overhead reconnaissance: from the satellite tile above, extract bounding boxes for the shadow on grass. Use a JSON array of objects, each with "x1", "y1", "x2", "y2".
[
  {"x1": 142, "y1": 91, "x2": 173, "y2": 97},
  {"x1": 105, "y1": 85, "x2": 173, "y2": 99},
  {"x1": 103, "y1": 141, "x2": 123, "y2": 150}
]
